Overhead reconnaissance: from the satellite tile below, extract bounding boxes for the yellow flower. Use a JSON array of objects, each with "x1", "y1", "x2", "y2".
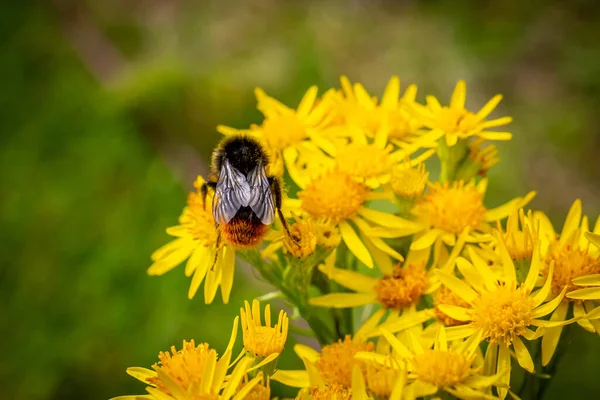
[
  {"x1": 411, "y1": 80, "x2": 513, "y2": 147},
  {"x1": 217, "y1": 86, "x2": 336, "y2": 180},
  {"x1": 535, "y1": 200, "x2": 600, "y2": 363},
  {"x1": 568, "y1": 233, "x2": 600, "y2": 309},
  {"x1": 272, "y1": 335, "x2": 374, "y2": 399},
  {"x1": 260, "y1": 213, "x2": 317, "y2": 260},
  {"x1": 112, "y1": 318, "x2": 262, "y2": 400},
  {"x1": 390, "y1": 160, "x2": 429, "y2": 200},
  {"x1": 334, "y1": 76, "x2": 435, "y2": 149},
  {"x1": 357, "y1": 326, "x2": 504, "y2": 400},
  {"x1": 476, "y1": 208, "x2": 540, "y2": 264},
  {"x1": 310, "y1": 248, "x2": 444, "y2": 323},
  {"x1": 287, "y1": 167, "x2": 422, "y2": 269},
  {"x1": 434, "y1": 235, "x2": 573, "y2": 399},
  {"x1": 241, "y1": 299, "x2": 289, "y2": 364},
  {"x1": 148, "y1": 176, "x2": 236, "y2": 304},
  {"x1": 410, "y1": 179, "x2": 535, "y2": 252}
]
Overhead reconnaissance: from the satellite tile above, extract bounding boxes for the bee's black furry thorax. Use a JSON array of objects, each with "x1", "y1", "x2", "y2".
[{"x1": 217, "y1": 136, "x2": 269, "y2": 176}]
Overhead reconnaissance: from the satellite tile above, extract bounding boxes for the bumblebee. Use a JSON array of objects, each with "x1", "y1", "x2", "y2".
[{"x1": 201, "y1": 135, "x2": 294, "y2": 252}]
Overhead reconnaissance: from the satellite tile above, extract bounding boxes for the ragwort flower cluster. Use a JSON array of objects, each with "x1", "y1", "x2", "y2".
[{"x1": 115, "y1": 77, "x2": 600, "y2": 400}]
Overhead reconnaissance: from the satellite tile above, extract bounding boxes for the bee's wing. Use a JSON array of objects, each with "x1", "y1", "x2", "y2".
[
  {"x1": 213, "y1": 158, "x2": 251, "y2": 224},
  {"x1": 247, "y1": 161, "x2": 275, "y2": 225}
]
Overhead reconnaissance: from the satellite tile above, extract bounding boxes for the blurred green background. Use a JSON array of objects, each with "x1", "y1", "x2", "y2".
[{"x1": 2, "y1": 1, "x2": 599, "y2": 399}]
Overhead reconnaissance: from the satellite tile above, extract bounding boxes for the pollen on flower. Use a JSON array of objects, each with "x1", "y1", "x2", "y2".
[
  {"x1": 316, "y1": 335, "x2": 375, "y2": 388},
  {"x1": 147, "y1": 340, "x2": 212, "y2": 395},
  {"x1": 391, "y1": 162, "x2": 429, "y2": 198},
  {"x1": 498, "y1": 209, "x2": 539, "y2": 261},
  {"x1": 544, "y1": 238, "x2": 600, "y2": 296},
  {"x1": 335, "y1": 143, "x2": 393, "y2": 181},
  {"x1": 414, "y1": 180, "x2": 486, "y2": 234},
  {"x1": 471, "y1": 285, "x2": 534, "y2": 345},
  {"x1": 309, "y1": 384, "x2": 352, "y2": 400},
  {"x1": 434, "y1": 287, "x2": 470, "y2": 326},
  {"x1": 412, "y1": 349, "x2": 474, "y2": 388},
  {"x1": 299, "y1": 169, "x2": 370, "y2": 222},
  {"x1": 283, "y1": 214, "x2": 317, "y2": 259},
  {"x1": 241, "y1": 300, "x2": 289, "y2": 357},
  {"x1": 374, "y1": 263, "x2": 427, "y2": 309},
  {"x1": 365, "y1": 359, "x2": 402, "y2": 398}
]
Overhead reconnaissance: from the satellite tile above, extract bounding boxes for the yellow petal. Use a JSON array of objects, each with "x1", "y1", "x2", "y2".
[
  {"x1": 513, "y1": 337, "x2": 534, "y2": 372},
  {"x1": 497, "y1": 345, "x2": 511, "y2": 400},
  {"x1": 532, "y1": 286, "x2": 567, "y2": 318},
  {"x1": 363, "y1": 235, "x2": 393, "y2": 276},
  {"x1": 567, "y1": 287, "x2": 600, "y2": 300},
  {"x1": 541, "y1": 301, "x2": 568, "y2": 366},
  {"x1": 373, "y1": 310, "x2": 434, "y2": 337},
  {"x1": 561, "y1": 199, "x2": 582, "y2": 245},
  {"x1": 310, "y1": 293, "x2": 377, "y2": 308},
  {"x1": 355, "y1": 308, "x2": 386, "y2": 341},
  {"x1": 358, "y1": 208, "x2": 421, "y2": 232},
  {"x1": 435, "y1": 270, "x2": 478, "y2": 305},
  {"x1": 532, "y1": 261, "x2": 555, "y2": 308},
  {"x1": 271, "y1": 370, "x2": 310, "y2": 388},
  {"x1": 478, "y1": 131, "x2": 513, "y2": 141},
  {"x1": 484, "y1": 191, "x2": 536, "y2": 222},
  {"x1": 219, "y1": 246, "x2": 236, "y2": 304},
  {"x1": 437, "y1": 305, "x2": 472, "y2": 321},
  {"x1": 523, "y1": 241, "x2": 542, "y2": 293},
  {"x1": 483, "y1": 342, "x2": 499, "y2": 376},
  {"x1": 442, "y1": 324, "x2": 478, "y2": 341},
  {"x1": 354, "y1": 83, "x2": 376, "y2": 109},
  {"x1": 126, "y1": 367, "x2": 157, "y2": 383},
  {"x1": 411, "y1": 229, "x2": 443, "y2": 250},
  {"x1": 352, "y1": 365, "x2": 369, "y2": 400},
  {"x1": 380, "y1": 329, "x2": 414, "y2": 358},
  {"x1": 450, "y1": 80, "x2": 467, "y2": 110},
  {"x1": 296, "y1": 86, "x2": 318, "y2": 118},
  {"x1": 585, "y1": 232, "x2": 600, "y2": 248},
  {"x1": 476, "y1": 94, "x2": 502, "y2": 119},
  {"x1": 340, "y1": 221, "x2": 373, "y2": 268},
  {"x1": 319, "y1": 265, "x2": 378, "y2": 293},
  {"x1": 573, "y1": 302, "x2": 596, "y2": 332},
  {"x1": 188, "y1": 246, "x2": 214, "y2": 299},
  {"x1": 367, "y1": 235, "x2": 405, "y2": 261},
  {"x1": 381, "y1": 76, "x2": 400, "y2": 108},
  {"x1": 294, "y1": 344, "x2": 319, "y2": 363},
  {"x1": 479, "y1": 116, "x2": 513, "y2": 129},
  {"x1": 572, "y1": 274, "x2": 600, "y2": 286},
  {"x1": 456, "y1": 257, "x2": 484, "y2": 292}
]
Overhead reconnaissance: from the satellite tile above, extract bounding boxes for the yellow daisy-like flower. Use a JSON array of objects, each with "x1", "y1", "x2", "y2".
[
  {"x1": 390, "y1": 160, "x2": 430, "y2": 200},
  {"x1": 411, "y1": 80, "x2": 513, "y2": 147},
  {"x1": 149, "y1": 176, "x2": 236, "y2": 304},
  {"x1": 272, "y1": 335, "x2": 374, "y2": 399},
  {"x1": 112, "y1": 318, "x2": 262, "y2": 400},
  {"x1": 217, "y1": 86, "x2": 336, "y2": 180},
  {"x1": 240, "y1": 299, "x2": 289, "y2": 367},
  {"x1": 434, "y1": 234, "x2": 572, "y2": 399},
  {"x1": 310, "y1": 246, "x2": 457, "y2": 327},
  {"x1": 287, "y1": 167, "x2": 422, "y2": 269},
  {"x1": 410, "y1": 179, "x2": 535, "y2": 252},
  {"x1": 358, "y1": 326, "x2": 505, "y2": 400},
  {"x1": 335, "y1": 75, "x2": 434, "y2": 149},
  {"x1": 272, "y1": 311, "x2": 429, "y2": 396},
  {"x1": 568, "y1": 233, "x2": 600, "y2": 315},
  {"x1": 260, "y1": 213, "x2": 318, "y2": 260},
  {"x1": 534, "y1": 200, "x2": 600, "y2": 364}
]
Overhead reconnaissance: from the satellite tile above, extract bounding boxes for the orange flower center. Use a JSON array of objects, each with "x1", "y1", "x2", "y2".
[
  {"x1": 309, "y1": 384, "x2": 352, "y2": 400},
  {"x1": 374, "y1": 264, "x2": 427, "y2": 309},
  {"x1": 316, "y1": 336, "x2": 374, "y2": 388},
  {"x1": 545, "y1": 240, "x2": 600, "y2": 297},
  {"x1": 299, "y1": 170, "x2": 369, "y2": 222},
  {"x1": 414, "y1": 180, "x2": 486, "y2": 234},
  {"x1": 471, "y1": 285, "x2": 534, "y2": 345},
  {"x1": 412, "y1": 349, "x2": 473, "y2": 388},
  {"x1": 147, "y1": 340, "x2": 212, "y2": 396}
]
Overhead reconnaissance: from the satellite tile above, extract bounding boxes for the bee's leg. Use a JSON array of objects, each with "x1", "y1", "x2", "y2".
[
  {"x1": 210, "y1": 226, "x2": 222, "y2": 271},
  {"x1": 269, "y1": 177, "x2": 300, "y2": 245},
  {"x1": 201, "y1": 181, "x2": 217, "y2": 210}
]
